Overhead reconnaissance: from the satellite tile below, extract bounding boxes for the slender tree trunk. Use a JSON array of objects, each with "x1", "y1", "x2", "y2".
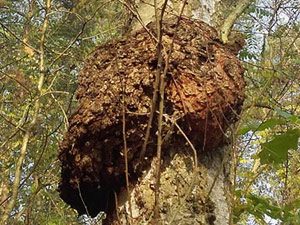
[
  {"x1": 111, "y1": 1, "x2": 244, "y2": 224},
  {"x1": 0, "y1": 0, "x2": 50, "y2": 224}
]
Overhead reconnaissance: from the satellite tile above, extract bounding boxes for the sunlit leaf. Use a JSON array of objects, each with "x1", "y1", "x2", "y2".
[
  {"x1": 238, "y1": 120, "x2": 261, "y2": 134},
  {"x1": 257, "y1": 118, "x2": 285, "y2": 131},
  {"x1": 238, "y1": 118, "x2": 285, "y2": 135},
  {"x1": 275, "y1": 109, "x2": 299, "y2": 123},
  {"x1": 258, "y1": 129, "x2": 300, "y2": 164}
]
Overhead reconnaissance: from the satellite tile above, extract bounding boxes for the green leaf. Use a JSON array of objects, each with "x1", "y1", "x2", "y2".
[
  {"x1": 275, "y1": 109, "x2": 299, "y2": 123},
  {"x1": 238, "y1": 120, "x2": 261, "y2": 134},
  {"x1": 238, "y1": 118, "x2": 285, "y2": 135},
  {"x1": 256, "y1": 118, "x2": 285, "y2": 131},
  {"x1": 247, "y1": 194, "x2": 282, "y2": 220},
  {"x1": 275, "y1": 109, "x2": 293, "y2": 118},
  {"x1": 258, "y1": 129, "x2": 300, "y2": 165},
  {"x1": 282, "y1": 199, "x2": 300, "y2": 223}
]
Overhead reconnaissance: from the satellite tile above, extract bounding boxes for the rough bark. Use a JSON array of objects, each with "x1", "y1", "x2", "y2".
[{"x1": 58, "y1": 1, "x2": 246, "y2": 225}]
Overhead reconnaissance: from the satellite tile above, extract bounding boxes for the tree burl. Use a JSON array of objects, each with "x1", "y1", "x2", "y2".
[{"x1": 58, "y1": 17, "x2": 245, "y2": 220}]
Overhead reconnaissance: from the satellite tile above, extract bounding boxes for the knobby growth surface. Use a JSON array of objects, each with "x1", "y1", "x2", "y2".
[{"x1": 58, "y1": 17, "x2": 245, "y2": 221}]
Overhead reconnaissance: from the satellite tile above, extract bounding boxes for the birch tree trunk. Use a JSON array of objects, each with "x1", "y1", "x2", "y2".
[{"x1": 109, "y1": 1, "x2": 246, "y2": 224}]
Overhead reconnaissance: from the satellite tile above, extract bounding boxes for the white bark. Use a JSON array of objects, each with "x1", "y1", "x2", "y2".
[{"x1": 133, "y1": 0, "x2": 221, "y2": 29}]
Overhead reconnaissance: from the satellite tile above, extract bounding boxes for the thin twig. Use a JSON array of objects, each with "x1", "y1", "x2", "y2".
[
  {"x1": 117, "y1": 0, "x2": 158, "y2": 42},
  {"x1": 121, "y1": 72, "x2": 133, "y2": 223},
  {"x1": 50, "y1": 93, "x2": 69, "y2": 129},
  {"x1": 49, "y1": 21, "x2": 87, "y2": 68},
  {"x1": 0, "y1": 105, "x2": 29, "y2": 149},
  {"x1": 153, "y1": 0, "x2": 169, "y2": 220},
  {"x1": 0, "y1": 22, "x2": 41, "y2": 54},
  {"x1": 153, "y1": 0, "x2": 189, "y2": 221},
  {"x1": 78, "y1": 183, "x2": 90, "y2": 217},
  {"x1": 49, "y1": 2, "x2": 107, "y2": 68},
  {"x1": 0, "y1": 71, "x2": 32, "y2": 94},
  {"x1": 163, "y1": 114, "x2": 198, "y2": 169},
  {"x1": 114, "y1": 192, "x2": 121, "y2": 225}
]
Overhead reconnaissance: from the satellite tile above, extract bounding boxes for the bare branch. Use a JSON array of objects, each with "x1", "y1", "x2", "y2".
[{"x1": 220, "y1": 0, "x2": 254, "y2": 43}]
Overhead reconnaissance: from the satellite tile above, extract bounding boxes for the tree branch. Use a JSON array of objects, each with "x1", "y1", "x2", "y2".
[{"x1": 220, "y1": 0, "x2": 254, "y2": 43}]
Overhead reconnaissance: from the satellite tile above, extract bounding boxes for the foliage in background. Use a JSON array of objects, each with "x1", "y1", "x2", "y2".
[{"x1": 233, "y1": 0, "x2": 300, "y2": 224}]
